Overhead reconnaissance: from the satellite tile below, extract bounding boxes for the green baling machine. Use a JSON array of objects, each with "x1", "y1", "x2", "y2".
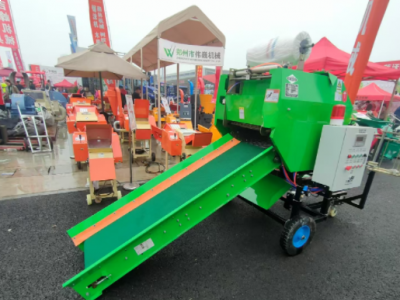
[{"x1": 64, "y1": 66, "x2": 378, "y2": 299}]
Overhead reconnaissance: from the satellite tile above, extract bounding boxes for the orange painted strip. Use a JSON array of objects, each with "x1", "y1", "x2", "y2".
[{"x1": 72, "y1": 138, "x2": 240, "y2": 246}]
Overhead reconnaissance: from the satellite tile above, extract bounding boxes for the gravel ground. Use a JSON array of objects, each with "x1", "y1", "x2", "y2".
[{"x1": 1, "y1": 172, "x2": 399, "y2": 300}]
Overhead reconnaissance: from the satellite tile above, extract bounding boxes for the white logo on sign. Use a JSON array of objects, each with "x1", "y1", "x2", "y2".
[{"x1": 286, "y1": 75, "x2": 297, "y2": 84}]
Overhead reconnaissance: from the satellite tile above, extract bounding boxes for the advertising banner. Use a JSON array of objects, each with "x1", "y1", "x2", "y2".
[
  {"x1": 0, "y1": 0, "x2": 18, "y2": 49},
  {"x1": 88, "y1": 0, "x2": 110, "y2": 47},
  {"x1": 12, "y1": 48, "x2": 24, "y2": 73},
  {"x1": 125, "y1": 95, "x2": 136, "y2": 130},
  {"x1": 344, "y1": 0, "x2": 390, "y2": 103},
  {"x1": 67, "y1": 15, "x2": 78, "y2": 53},
  {"x1": 158, "y1": 38, "x2": 224, "y2": 66},
  {"x1": 195, "y1": 65, "x2": 203, "y2": 91},
  {"x1": 5, "y1": 50, "x2": 13, "y2": 69},
  {"x1": 88, "y1": 0, "x2": 113, "y2": 87}
]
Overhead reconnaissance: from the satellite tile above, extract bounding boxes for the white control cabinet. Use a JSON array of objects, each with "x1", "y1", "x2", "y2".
[{"x1": 313, "y1": 125, "x2": 374, "y2": 191}]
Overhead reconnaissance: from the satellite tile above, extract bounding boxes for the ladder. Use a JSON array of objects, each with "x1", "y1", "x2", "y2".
[{"x1": 17, "y1": 103, "x2": 52, "y2": 153}]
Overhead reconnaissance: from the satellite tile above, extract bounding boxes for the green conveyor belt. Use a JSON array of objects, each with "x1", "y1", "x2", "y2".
[{"x1": 84, "y1": 142, "x2": 264, "y2": 267}]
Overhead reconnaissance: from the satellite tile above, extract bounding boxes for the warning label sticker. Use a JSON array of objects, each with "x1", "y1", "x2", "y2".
[
  {"x1": 335, "y1": 79, "x2": 343, "y2": 101},
  {"x1": 74, "y1": 136, "x2": 85, "y2": 141},
  {"x1": 285, "y1": 84, "x2": 298, "y2": 98},
  {"x1": 265, "y1": 89, "x2": 280, "y2": 102},
  {"x1": 134, "y1": 238, "x2": 155, "y2": 255},
  {"x1": 239, "y1": 107, "x2": 245, "y2": 119}
]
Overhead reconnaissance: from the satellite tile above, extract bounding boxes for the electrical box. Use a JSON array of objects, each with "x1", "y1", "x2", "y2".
[{"x1": 313, "y1": 125, "x2": 374, "y2": 191}]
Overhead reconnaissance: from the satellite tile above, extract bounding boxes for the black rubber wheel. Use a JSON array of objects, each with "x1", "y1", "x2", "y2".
[
  {"x1": 280, "y1": 216, "x2": 316, "y2": 256},
  {"x1": 180, "y1": 153, "x2": 186, "y2": 161},
  {"x1": 151, "y1": 152, "x2": 156, "y2": 162}
]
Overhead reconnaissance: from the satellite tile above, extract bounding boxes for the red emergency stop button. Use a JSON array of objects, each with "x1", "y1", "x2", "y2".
[
  {"x1": 348, "y1": 154, "x2": 352, "y2": 158},
  {"x1": 345, "y1": 166, "x2": 352, "y2": 171}
]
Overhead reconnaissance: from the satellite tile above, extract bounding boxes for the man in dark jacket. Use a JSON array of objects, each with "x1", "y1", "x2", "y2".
[
  {"x1": 16, "y1": 80, "x2": 23, "y2": 92},
  {"x1": 132, "y1": 87, "x2": 141, "y2": 99}
]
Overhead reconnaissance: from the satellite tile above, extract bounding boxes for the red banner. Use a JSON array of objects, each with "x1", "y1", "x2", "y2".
[
  {"x1": 88, "y1": 0, "x2": 113, "y2": 88},
  {"x1": 344, "y1": 0, "x2": 390, "y2": 104},
  {"x1": 376, "y1": 60, "x2": 400, "y2": 70},
  {"x1": 30, "y1": 64, "x2": 41, "y2": 85},
  {"x1": 0, "y1": 0, "x2": 18, "y2": 49},
  {"x1": 195, "y1": 65, "x2": 203, "y2": 89},
  {"x1": 12, "y1": 48, "x2": 23, "y2": 73},
  {"x1": 88, "y1": 0, "x2": 110, "y2": 47}
]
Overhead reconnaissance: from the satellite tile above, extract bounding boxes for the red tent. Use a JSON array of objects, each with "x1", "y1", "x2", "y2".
[
  {"x1": 54, "y1": 79, "x2": 74, "y2": 88},
  {"x1": 356, "y1": 83, "x2": 400, "y2": 102},
  {"x1": 202, "y1": 74, "x2": 216, "y2": 84},
  {"x1": 304, "y1": 37, "x2": 400, "y2": 81},
  {"x1": 0, "y1": 67, "x2": 23, "y2": 78}
]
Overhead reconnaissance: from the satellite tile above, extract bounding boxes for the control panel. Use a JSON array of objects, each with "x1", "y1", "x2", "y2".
[{"x1": 313, "y1": 125, "x2": 374, "y2": 191}]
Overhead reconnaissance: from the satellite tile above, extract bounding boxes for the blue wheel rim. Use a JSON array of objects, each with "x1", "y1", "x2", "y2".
[{"x1": 292, "y1": 225, "x2": 311, "y2": 248}]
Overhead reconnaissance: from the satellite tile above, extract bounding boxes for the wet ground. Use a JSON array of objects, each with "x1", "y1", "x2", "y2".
[
  {"x1": 0, "y1": 124, "x2": 178, "y2": 200},
  {"x1": 1, "y1": 171, "x2": 399, "y2": 300}
]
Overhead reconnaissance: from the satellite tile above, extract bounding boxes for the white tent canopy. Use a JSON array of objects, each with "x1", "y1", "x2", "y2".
[
  {"x1": 56, "y1": 43, "x2": 148, "y2": 80},
  {"x1": 123, "y1": 5, "x2": 226, "y2": 71}
]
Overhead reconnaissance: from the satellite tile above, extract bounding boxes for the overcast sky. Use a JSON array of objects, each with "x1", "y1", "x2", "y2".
[{"x1": 4, "y1": 0, "x2": 400, "y2": 74}]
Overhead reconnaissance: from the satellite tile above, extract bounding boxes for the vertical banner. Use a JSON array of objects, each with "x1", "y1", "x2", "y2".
[
  {"x1": 88, "y1": 0, "x2": 110, "y2": 47},
  {"x1": 88, "y1": 0, "x2": 113, "y2": 87},
  {"x1": 67, "y1": 15, "x2": 78, "y2": 53},
  {"x1": 195, "y1": 65, "x2": 203, "y2": 91},
  {"x1": 30, "y1": 64, "x2": 41, "y2": 86},
  {"x1": 0, "y1": 0, "x2": 18, "y2": 49},
  {"x1": 5, "y1": 50, "x2": 13, "y2": 69},
  {"x1": 344, "y1": 0, "x2": 390, "y2": 103},
  {"x1": 125, "y1": 95, "x2": 136, "y2": 130},
  {"x1": 12, "y1": 48, "x2": 23, "y2": 72}
]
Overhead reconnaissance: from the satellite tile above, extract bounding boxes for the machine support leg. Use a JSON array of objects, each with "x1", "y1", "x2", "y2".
[
  {"x1": 165, "y1": 151, "x2": 169, "y2": 170},
  {"x1": 320, "y1": 189, "x2": 332, "y2": 215},
  {"x1": 290, "y1": 187, "x2": 302, "y2": 219},
  {"x1": 123, "y1": 132, "x2": 137, "y2": 191},
  {"x1": 359, "y1": 171, "x2": 375, "y2": 209}
]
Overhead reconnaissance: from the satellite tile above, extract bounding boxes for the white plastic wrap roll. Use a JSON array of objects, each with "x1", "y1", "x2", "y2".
[{"x1": 246, "y1": 32, "x2": 312, "y2": 67}]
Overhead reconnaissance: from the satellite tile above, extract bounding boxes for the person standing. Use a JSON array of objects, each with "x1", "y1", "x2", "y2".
[
  {"x1": 29, "y1": 80, "x2": 35, "y2": 90},
  {"x1": 45, "y1": 80, "x2": 51, "y2": 90},
  {"x1": 16, "y1": 80, "x2": 23, "y2": 92},
  {"x1": 132, "y1": 87, "x2": 141, "y2": 103}
]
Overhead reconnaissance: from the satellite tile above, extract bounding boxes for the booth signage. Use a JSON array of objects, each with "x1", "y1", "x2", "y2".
[
  {"x1": 158, "y1": 38, "x2": 224, "y2": 66},
  {"x1": 0, "y1": 0, "x2": 18, "y2": 49},
  {"x1": 126, "y1": 95, "x2": 136, "y2": 130},
  {"x1": 12, "y1": 48, "x2": 24, "y2": 73}
]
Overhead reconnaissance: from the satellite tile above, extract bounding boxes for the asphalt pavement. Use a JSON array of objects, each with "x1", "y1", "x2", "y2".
[{"x1": 1, "y1": 171, "x2": 399, "y2": 300}]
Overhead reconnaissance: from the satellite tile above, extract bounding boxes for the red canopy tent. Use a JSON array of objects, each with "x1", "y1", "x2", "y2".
[
  {"x1": 356, "y1": 83, "x2": 400, "y2": 102},
  {"x1": 304, "y1": 37, "x2": 400, "y2": 81},
  {"x1": 202, "y1": 74, "x2": 216, "y2": 84},
  {"x1": 53, "y1": 79, "x2": 74, "y2": 88},
  {"x1": 0, "y1": 67, "x2": 23, "y2": 78}
]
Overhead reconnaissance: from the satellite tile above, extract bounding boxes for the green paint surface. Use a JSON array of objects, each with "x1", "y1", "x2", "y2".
[
  {"x1": 84, "y1": 142, "x2": 263, "y2": 267},
  {"x1": 215, "y1": 69, "x2": 354, "y2": 172}
]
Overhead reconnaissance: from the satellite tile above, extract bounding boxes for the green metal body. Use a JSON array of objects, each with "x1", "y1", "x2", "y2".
[
  {"x1": 64, "y1": 68, "x2": 352, "y2": 299},
  {"x1": 215, "y1": 69, "x2": 353, "y2": 172},
  {"x1": 64, "y1": 134, "x2": 287, "y2": 299}
]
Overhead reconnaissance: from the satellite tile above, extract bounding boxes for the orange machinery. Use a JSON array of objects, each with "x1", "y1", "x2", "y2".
[
  {"x1": 66, "y1": 104, "x2": 122, "y2": 167},
  {"x1": 131, "y1": 99, "x2": 152, "y2": 161},
  {"x1": 85, "y1": 124, "x2": 122, "y2": 205},
  {"x1": 107, "y1": 86, "x2": 130, "y2": 143},
  {"x1": 154, "y1": 122, "x2": 212, "y2": 168}
]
